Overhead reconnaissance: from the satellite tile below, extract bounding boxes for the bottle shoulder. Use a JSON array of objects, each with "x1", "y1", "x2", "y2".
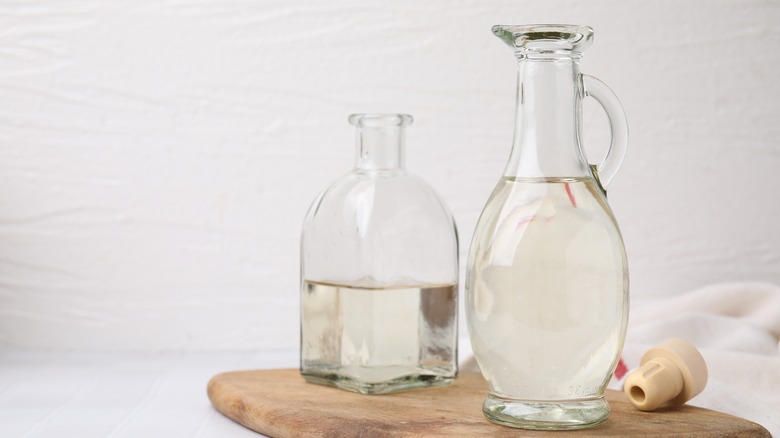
[{"x1": 306, "y1": 169, "x2": 454, "y2": 219}]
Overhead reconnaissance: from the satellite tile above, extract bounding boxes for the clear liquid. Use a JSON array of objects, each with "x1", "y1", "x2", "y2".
[
  {"x1": 466, "y1": 177, "x2": 628, "y2": 428},
  {"x1": 300, "y1": 280, "x2": 457, "y2": 394}
]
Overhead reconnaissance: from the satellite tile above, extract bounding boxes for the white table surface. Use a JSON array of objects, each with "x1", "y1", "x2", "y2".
[{"x1": 0, "y1": 348, "x2": 299, "y2": 437}]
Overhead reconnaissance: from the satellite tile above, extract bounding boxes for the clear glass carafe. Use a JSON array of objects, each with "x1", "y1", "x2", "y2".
[
  {"x1": 300, "y1": 114, "x2": 459, "y2": 395},
  {"x1": 466, "y1": 25, "x2": 630, "y2": 429}
]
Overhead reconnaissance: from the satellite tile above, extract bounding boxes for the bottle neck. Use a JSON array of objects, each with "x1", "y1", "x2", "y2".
[
  {"x1": 504, "y1": 57, "x2": 590, "y2": 179},
  {"x1": 355, "y1": 125, "x2": 405, "y2": 170}
]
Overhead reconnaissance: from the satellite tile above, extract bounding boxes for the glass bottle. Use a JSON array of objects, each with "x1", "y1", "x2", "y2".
[
  {"x1": 466, "y1": 25, "x2": 630, "y2": 429},
  {"x1": 300, "y1": 113, "x2": 459, "y2": 395}
]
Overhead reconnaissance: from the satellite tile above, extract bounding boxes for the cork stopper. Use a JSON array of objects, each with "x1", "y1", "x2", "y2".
[{"x1": 624, "y1": 339, "x2": 708, "y2": 411}]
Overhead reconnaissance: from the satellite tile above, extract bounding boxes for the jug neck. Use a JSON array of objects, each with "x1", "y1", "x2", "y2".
[
  {"x1": 504, "y1": 57, "x2": 590, "y2": 179},
  {"x1": 350, "y1": 114, "x2": 412, "y2": 171}
]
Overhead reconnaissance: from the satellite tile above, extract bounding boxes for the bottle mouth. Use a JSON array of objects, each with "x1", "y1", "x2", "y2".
[
  {"x1": 349, "y1": 113, "x2": 413, "y2": 128},
  {"x1": 492, "y1": 24, "x2": 594, "y2": 57}
]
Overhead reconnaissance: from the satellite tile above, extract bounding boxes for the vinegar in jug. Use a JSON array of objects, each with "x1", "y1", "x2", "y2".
[{"x1": 467, "y1": 176, "x2": 628, "y2": 427}]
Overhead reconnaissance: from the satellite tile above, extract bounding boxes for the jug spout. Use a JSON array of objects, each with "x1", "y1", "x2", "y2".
[{"x1": 493, "y1": 24, "x2": 593, "y2": 58}]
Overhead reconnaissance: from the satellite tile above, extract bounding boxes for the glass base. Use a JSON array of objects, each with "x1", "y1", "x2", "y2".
[
  {"x1": 482, "y1": 393, "x2": 610, "y2": 430},
  {"x1": 300, "y1": 369, "x2": 454, "y2": 395}
]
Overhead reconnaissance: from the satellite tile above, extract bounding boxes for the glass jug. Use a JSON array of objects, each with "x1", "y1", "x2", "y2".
[
  {"x1": 466, "y1": 25, "x2": 629, "y2": 429},
  {"x1": 300, "y1": 114, "x2": 459, "y2": 395}
]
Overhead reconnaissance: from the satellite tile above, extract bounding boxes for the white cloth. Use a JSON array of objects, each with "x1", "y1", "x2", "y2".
[
  {"x1": 624, "y1": 282, "x2": 780, "y2": 436},
  {"x1": 460, "y1": 282, "x2": 780, "y2": 436}
]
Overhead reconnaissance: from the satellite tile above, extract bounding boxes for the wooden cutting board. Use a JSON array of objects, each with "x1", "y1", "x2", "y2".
[{"x1": 207, "y1": 369, "x2": 770, "y2": 437}]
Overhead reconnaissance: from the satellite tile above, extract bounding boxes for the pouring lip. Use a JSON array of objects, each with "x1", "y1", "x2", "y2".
[{"x1": 492, "y1": 24, "x2": 594, "y2": 55}]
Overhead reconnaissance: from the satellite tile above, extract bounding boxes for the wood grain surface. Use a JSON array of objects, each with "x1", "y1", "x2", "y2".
[{"x1": 207, "y1": 369, "x2": 770, "y2": 437}]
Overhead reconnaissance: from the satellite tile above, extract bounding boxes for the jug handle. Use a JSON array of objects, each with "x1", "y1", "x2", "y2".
[{"x1": 582, "y1": 75, "x2": 628, "y2": 190}]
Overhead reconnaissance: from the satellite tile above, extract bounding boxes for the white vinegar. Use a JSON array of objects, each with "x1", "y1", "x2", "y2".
[
  {"x1": 301, "y1": 280, "x2": 457, "y2": 394},
  {"x1": 466, "y1": 177, "x2": 628, "y2": 425}
]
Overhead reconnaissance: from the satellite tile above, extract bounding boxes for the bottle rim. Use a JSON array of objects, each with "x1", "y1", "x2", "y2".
[{"x1": 349, "y1": 113, "x2": 413, "y2": 128}]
